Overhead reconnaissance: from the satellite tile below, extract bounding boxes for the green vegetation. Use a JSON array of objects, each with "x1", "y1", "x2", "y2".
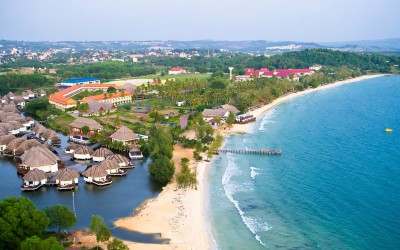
[
  {"x1": 90, "y1": 215, "x2": 110, "y2": 249},
  {"x1": 206, "y1": 133, "x2": 225, "y2": 160},
  {"x1": 226, "y1": 111, "x2": 236, "y2": 127},
  {"x1": 57, "y1": 61, "x2": 156, "y2": 79},
  {"x1": 103, "y1": 140, "x2": 130, "y2": 152},
  {"x1": 46, "y1": 114, "x2": 75, "y2": 134},
  {"x1": 45, "y1": 205, "x2": 77, "y2": 234},
  {"x1": 107, "y1": 238, "x2": 129, "y2": 250},
  {"x1": 24, "y1": 97, "x2": 63, "y2": 120},
  {"x1": 0, "y1": 73, "x2": 55, "y2": 95},
  {"x1": 176, "y1": 158, "x2": 197, "y2": 189},
  {"x1": 20, "y1": 236, "x2": 64, "y2": 250},
  {"x1": 72, "y1": 90, "x2": 103, "y2": 100},
  {"x1": 144, "y1": 126, "x2": 175, "y2": 184},
  {"x1": 0, "y1": 197, "x2": 50, "y2": 250}
]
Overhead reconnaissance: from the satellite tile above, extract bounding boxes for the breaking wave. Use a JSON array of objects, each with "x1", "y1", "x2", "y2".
[{"x1": 222, "y1": 154, "x2": 271, "y2": 247}]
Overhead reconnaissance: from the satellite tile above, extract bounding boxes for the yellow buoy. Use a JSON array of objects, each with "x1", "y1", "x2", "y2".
[{"x1": 385, "y1": 128, "x2": 393, "y2": 132}]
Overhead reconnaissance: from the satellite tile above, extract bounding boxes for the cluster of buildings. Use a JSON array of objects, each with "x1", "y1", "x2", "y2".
[
  {"x1": 1, "y1": 89, "x2": 46, "y2": 109},
  {"x1": 235, "y1": 68, "x2": 315, "y2": 81},
  {"x1": 49, "y1": 79, "x2": 132, "y2": 111}
]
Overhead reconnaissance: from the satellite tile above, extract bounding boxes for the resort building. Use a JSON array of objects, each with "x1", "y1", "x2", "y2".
[
  {"x1": 236, "y1": 68, "x2": 314, "y2": 81},
  {"x1": 98, "y1": 158, "x2": 127, "y2": 176},
  {"x1": 0, "y1": 134, "x2": 16, "y2": 151},
  {"x1": 60, "y1": 77, "x2": 100, "y2": 88},
  {"x1": 69, "y1": 117, "x2": 103, "y2": 137},
  {"x1": 109, "y1": 126, "x2": 139, "y2": 147},
  {"x1": 82, "y1": 165, "x2": 112, "y2": 186},
  {"x1": 73, "y1": 146, "x2": 94, "y2": 160},
  {"x1": 4, "y1": 137, "x2": 26, "y2": 155},
  {"x1": 168, "y1": 67, "x2": 186, "y2": 75},
  {"x1": 55, "y1": 169, "x2": 80, "y2": 190},
  {"x1": 21, "y1": 169, "x2": 49, "y2": 191},
  {"x1": 49, "y1": 83, "x2": 116, "y2": 110},
  {"x1": 82, "y1": 90, "x2": 132, "y2": 105},
  {"x1": 107, "y1": 154, "x2": 132, "y2": 168},
  {"x1": 64, "y1": 143, "x2": 81, "y2": 154},
  {"x1": 202, "y1": 104, "x2": 240, "y2": 123},
  {"x1": 20, "y1": 146, "x2": 61, "y2": 173},
  {"x1": 82, "y1": 100, "x2": 117, "y2": 116},
  {"x1": 91, "y1": 147, "x2": 113, "y2": 162},
  {"x1": 14, "y1": 139, "x2": 42, "y2": 156}
]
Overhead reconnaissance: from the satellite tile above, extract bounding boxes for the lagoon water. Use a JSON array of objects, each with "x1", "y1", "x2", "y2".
[
  {"x1": 208, "y1": 76, "x2": 400, "y2": 249},
  {"x1": 0, "y1": 134, "x2": 163, "y2": 242}
]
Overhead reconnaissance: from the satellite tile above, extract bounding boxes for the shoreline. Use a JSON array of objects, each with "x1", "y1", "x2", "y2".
[
  {"x1": 112, "y1": 73, "x2": 386, "y2": 249},
  {"x1": 228, "y1": 74, "x2": 387, "y2": 134}
]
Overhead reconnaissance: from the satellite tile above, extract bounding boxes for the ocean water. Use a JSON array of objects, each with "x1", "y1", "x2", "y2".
[{"x1": 208, "y1": 75, "x2": 400, "y2": 249}]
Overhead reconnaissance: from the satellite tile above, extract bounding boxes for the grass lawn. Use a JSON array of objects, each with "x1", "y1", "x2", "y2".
[{"x1": 46, "y1": 113, "x2": 75, "y2": 134}]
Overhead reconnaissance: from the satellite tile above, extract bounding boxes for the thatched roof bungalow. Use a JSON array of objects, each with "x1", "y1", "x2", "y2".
[
  {"x1": 73, "y1": 145, "x2": 94, "y2": 160},
  {"x1": 129, "y1": 146, "x2": 144, "y2": 160},
  {"x1": 82, "y1": 165, "x2": 112, "y2": 186},
  {"x1": 109, "y1": 126, "x2": 139, "y2": 147},
  {"x1": 91, "y1": 147, "x2": 113, "y2": 162},
  {"x1": 14, "y1": 139, "x2": 42, "y2": 156},
  {"x1": 0, "y1": 134, "x2": 16, "y2": 151},
  {"x1": 107, "y1": 154, "x2": 132, "y2": 168},
  {"x1": 98, "y1": 158, "x2": 126, "y2": 176},
  {"x1": 33, "y1": 124, "x2": 47, "y2": 137},
  {"x1": 41, "y1": 130, "x2": 61, "y2": 145},
  {"x1": 82, "y1": 99, "x2": 117, "y2": 117},
  {"x1": 69, "y1": 117, "x2": 103, "y2": 137},
  {"x1": 64, "y1": 143, "x2": 81, "y2": 154},
  {"x1": 21, "y1": 169, "x2": 49, "y2": 191},
  {"x1": 20, "y1": 146, "x2": 60, "y2": 172},
  {"x1": 55, "y1": 169, "x2": 80, "y2": 190},
  {"x1": 4, "y1": 137, "x2": 26, "y2": 155}
]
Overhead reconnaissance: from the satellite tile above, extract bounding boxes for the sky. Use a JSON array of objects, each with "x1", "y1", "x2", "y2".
[{"x1": 1, "y1": 0, "x2": 400, "y2": 42}]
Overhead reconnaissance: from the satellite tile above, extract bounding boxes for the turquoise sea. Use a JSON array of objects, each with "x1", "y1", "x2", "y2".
[{"x1": 208, "y1": 75, "x2": 400, "y2": 249}]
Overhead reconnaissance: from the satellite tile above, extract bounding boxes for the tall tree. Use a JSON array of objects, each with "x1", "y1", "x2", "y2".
[
  {"x1": 0, "y1": 197, "x2": 50, "y2": 250},
  {"x1": 226, "y1": 111, "x2": 236, "y2": 127},
  {"x1": 45, "y1": 204, "x2": 77, "y2": 234},
  {"x1": 20, "y1": 236, "x2": 64, "y2": 250}
]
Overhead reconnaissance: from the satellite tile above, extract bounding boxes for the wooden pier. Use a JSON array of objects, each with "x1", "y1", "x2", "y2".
[{"x1": 217, "y1": 148, "x2": 282, "y2": 156}]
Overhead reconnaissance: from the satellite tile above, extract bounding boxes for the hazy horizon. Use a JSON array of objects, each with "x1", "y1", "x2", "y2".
[{"x1": 1, "y1": 0, "x2": 400, "y2": 42}]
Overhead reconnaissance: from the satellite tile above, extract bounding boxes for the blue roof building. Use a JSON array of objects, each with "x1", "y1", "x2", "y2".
[{"x1": 60, "y1": 77, "x2": 101, "y2": 87}]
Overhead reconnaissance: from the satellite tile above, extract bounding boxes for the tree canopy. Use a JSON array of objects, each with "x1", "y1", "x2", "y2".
[
  {"x1": 0, "y1": 197, "x2": 50, "y2": 250},
  {"x1": 20, "y1": 236, "x2": 64, "y2": 250},
  {"x1": 45, "y1": 204, "x2": 77, "y2": 234}
]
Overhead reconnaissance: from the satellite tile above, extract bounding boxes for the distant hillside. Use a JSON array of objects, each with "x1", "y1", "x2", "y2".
[{"x1": 321, "y1": 38, "x2": 400, "y2": 49}]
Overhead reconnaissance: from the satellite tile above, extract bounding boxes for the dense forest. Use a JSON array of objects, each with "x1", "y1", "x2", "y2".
[
  {"x1": 56, "y1": 62, "x2": 157, "y2": 79},
  {"x1": 0, "y1": 74, "x2": 55, "y2": 95}
]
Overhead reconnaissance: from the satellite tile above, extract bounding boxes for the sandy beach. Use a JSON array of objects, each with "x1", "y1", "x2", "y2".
[{"x1": 113, "y1": 74, "x2": 385, "y2": 250}]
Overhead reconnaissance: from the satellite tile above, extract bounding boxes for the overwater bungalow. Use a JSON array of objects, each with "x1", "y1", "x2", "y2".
[
  {"x1": 20, "y1": 146, "x2": 61, "y2": 172},
  {"x1": 69, "y1": 117, "x2": 103, "y2": 137},
  {"x1": 0, "y1": 134, "x2": 16, "y2": 152},
  {"x1": 14, "y1": 139, "x2": 42, "y2": 157},
  {"x1": 64, "y1": 143, "x2": 81, "y2": 154},
  {"x1": 13, "y1": 96, "x2": 25, "y2": 108},
  {"x1": 41, "y1": 130, "x2": 61, "y2": 145},
  {"x1": 107, "y1": 154, "x2": 134, "y2": 169},
  {"x1": 129, "y1": 146, "x2": 144, "y2": 160},
  {"x1": 109, "y1": 126, "x2": 139, "y2": 147},
  {"x1": 91, "y1": 147, "x2": 113, "y2": 162},
  {"x1": 98, "y1": 158, "x2": 127, "y2": 176},
  {"x1": 33, "y1": 124, "x2": 47, "y2": 138},
  {"x1": 55, "y1": 168, "x2": 80, "y2": 190},
  {"x1": 73, "y1": 146, "x2": 94, "y2": 160},
  {"x1": 21, "y1": 169, "x2": 49, "y2": 191},
  {"x1": 82, "y1": 165, "x2": 112, "y2": 186},
  {"x1": 4, "y1": 137, "x2": 26, "y2": 155}
]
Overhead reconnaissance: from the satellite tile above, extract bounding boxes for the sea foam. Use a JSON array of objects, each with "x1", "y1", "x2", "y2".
[
  {"x1": 259, "y1": 109, "x2": 276, "y2": 131},
  {"x1": 222, "y1": 154, "x2": 271, "y2": 247},
  {"x1": 250, "y1": 167, "x2": 261, "y2": 180}
]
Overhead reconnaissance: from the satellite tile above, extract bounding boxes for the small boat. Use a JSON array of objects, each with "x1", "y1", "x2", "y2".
[{"x1": 385, "y1": 128, "x2": 393, "y2": 133}]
